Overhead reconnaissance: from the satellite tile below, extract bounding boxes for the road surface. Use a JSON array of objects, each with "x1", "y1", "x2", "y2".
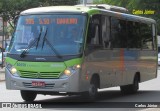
[{"x1": 0, "y1": 70, "x2": 160, "y2": 111}]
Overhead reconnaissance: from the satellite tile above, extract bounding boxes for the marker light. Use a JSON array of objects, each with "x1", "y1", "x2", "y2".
[{"x1": 75, "y1": 64, "x2": 81, "y2": 69}]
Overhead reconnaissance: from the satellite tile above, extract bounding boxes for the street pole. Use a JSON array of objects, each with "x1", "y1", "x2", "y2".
[
  {"x1": 2, "y1": 18, "x2": 4, "y2": 67},
  {"x1": 157, "y1": 19, "x2": 160, "y2": 35}
]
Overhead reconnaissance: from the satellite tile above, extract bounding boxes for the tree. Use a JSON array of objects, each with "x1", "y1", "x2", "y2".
[
  {"x1": 0, "y1": 0, "x2": 79, "y2": 29},
  {"x1": 0, "y1": 0, "x2": 41, "y2": 29},
  {"x1": 42, "y1": 0, "x2": 79, "y2": 6}
]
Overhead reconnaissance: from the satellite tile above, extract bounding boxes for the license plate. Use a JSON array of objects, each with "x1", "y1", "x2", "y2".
[{"x1": 32, "y1": 81, "x2": 45, "y2": 87}]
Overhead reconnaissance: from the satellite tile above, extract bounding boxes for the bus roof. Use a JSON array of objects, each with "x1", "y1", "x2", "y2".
[
  {"x1": 21, "y1": 6, "x2": 92, "y2": 15},
  {"x1": 100, "y1": 9, "x2": 156, "y2": 24},
  {"x1": 20, "y1": 5, "x2": 156, "y2": 24},
  {"x1": 76, "y1": 4, "x2": 128, "y2": 13}
]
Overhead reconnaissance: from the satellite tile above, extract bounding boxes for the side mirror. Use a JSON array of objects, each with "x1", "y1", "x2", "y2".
[{"x1": 14, "y1": 16, "x2": 19, "y2": 27}]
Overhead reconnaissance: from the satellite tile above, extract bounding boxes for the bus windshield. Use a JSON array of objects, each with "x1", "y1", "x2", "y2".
[{"x1": 10, "y1": 14, "x2": 86, "y2": 57}]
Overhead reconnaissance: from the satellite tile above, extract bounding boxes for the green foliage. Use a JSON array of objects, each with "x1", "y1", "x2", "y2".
[
  {"x1": 0, "y1": 0, "x2": 40, "y2": 22},
  {"x1": 0, "y1": 0, "x2": 78, "y2": 22},
  {"x1": 42, "y1": 0, "x2": 78, "y2": 6},
  {"x1": 0, "y1": 0, "x2": 78, "y2": 35},
  {"x1": 0, "y1": 0, "x2": 159, "y2": 34}
]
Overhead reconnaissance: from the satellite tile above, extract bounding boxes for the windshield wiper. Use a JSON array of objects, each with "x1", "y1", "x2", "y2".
[
  {"x1": 36, "y1": 27, "x2": 42, "y2": 49},
  {"x1": 41, "y1": 28, "x2": 48, "y2": 49},
  {"x1": 20, "y1": 28, "x2": 42, "y2": 58},
  {"x1": 41, "y1": 28, "x2": 62, "y2": 59}
]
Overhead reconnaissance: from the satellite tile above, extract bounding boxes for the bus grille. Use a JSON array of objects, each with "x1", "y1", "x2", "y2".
[{"x1": 19, "y1": 71, "x2": 61, "y2": 79}]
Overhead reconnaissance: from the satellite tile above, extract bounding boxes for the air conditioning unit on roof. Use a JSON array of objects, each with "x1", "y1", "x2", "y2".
[{"x1": 76, "y1": 4, "x2": 128, "y2": 13}]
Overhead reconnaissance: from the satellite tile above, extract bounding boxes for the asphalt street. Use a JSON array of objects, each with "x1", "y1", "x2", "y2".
[{"x1": 0, "y1": 69, "x2": 160, "y2": 111}]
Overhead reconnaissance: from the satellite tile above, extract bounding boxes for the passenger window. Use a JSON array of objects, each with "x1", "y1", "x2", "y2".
[
  {"x1": 141, "y1": 23, "x2": 153, "y2": 50},
  {"x1": 87, "y1": 15, "x2": 102, "y2": 46},
  {"x1": 101, "y1": 16, "x2": 111, "y2": 48},
  {"x1": 111, "y1": 17, "x2": 127, "y2": 48},
  {"x1": 127, "y1": 22, "x2": 141, "y2": 48}
]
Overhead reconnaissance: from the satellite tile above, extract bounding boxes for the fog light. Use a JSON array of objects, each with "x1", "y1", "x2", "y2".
[
  {"x1": 62, "y1": 83, "x2": 68, "y2": 88},
  {"x1": 13, "y1": 81, "x2": 17, "y2": 86}
]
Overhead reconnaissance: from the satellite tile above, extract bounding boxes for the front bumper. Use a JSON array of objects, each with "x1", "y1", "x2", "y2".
[{"x1": 5, "y1": 68, "x2": 81, "y2": 93}]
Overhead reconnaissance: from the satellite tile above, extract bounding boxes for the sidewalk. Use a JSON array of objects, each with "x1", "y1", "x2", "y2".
[{"x1": 0, "y1": 68, "x2": 5, "y2": 82}]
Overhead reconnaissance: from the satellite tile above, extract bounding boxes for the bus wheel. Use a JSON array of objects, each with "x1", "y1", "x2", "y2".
[
  {"x1": 81, "y1": 77, "x2": 98, "y2": 100},
  {"x1": 20, "y1": 90, "x2": 37, "y2": 102},
  {"x1": 88, "y1": 78, "x2": 98, "y2": 100},
  {"x1": 120, "y1": 75, "x2": 139, "y2": 94}
]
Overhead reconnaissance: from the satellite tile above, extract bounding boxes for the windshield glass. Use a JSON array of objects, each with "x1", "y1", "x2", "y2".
[{"x1": 10, "y1": 14, "x2": 86, "y2": 56}]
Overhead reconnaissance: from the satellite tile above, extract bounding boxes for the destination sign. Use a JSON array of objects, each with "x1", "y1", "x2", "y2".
[{"x1": 25, "y1": 18, "x2": 78, "y2": 25}]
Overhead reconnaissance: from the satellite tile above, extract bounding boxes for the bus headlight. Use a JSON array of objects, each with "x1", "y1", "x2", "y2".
[
  {"x1": 60, "y1": 64, "x2": 81, "y2": 79},
  {"x1": 11, "y1": 67, "x2": 17, "y2": 74},
  {"x1": 6, "y1": 63, "x2": 19, "y2": 77}
]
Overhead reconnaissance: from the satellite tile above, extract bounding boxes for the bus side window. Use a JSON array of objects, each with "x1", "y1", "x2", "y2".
[
  {"x1": 111, "y1": 17, "x2": 127, "y2": 48},
  {"x1": 141, "y1": 23, "x2": 153, "y2": 50},
  {"x1": 87, "y1": 22, "x2": 96, "y2": 44},
  {"x1": 127, "y1": 21, "x2": 141, "y2": 49},
  {"x1": 101, "y1": 16, "x2": 110, "y2": 48},
  {"x1": 90, "y1": 25, "x2": 99, "y2": 45},
  {"x1": 152, "y1": 24, "x2": 156, "y2": 50},
  {"x1": 87, "y1": 15, "x2": 100, "y2": 46}
]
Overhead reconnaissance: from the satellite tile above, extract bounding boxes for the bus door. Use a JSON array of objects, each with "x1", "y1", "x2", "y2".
[{"x1": 84, "y1": 15, "x2": 118, "y2": 88}]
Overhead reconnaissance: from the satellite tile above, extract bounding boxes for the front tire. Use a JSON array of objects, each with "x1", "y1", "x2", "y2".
[
  {"x1": 20, "y1": 90, "x2": 37, "y2": 102},
  {"x1": 81, "y1": 78, "x2": 98, "y2": 100},
  {"x1": 88, "y1": 83, "x2": 98, "y2": 99}
]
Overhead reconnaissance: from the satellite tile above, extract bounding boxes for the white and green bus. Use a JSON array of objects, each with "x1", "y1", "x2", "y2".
[{"x1": 0, "y1": 4, "x2": 157, "y2": 101}]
